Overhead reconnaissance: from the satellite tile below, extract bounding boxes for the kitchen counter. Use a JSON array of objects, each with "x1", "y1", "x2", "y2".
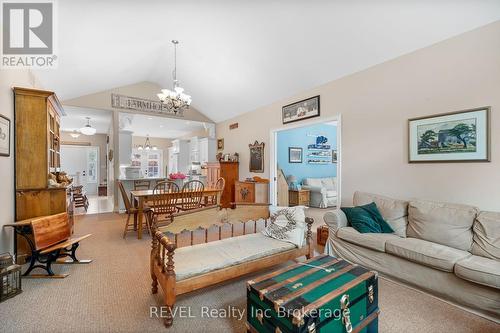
[{"x1": 118, "y1": 177, "x2": 167, "y2": 181}]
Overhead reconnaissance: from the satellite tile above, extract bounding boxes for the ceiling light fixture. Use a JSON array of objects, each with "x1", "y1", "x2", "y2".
[
  {"x1": 138, "y1": 135, "x2": 157, "y2": 151},
  {"x1": 157, "y1": 40, "x2": 192, "y2": 113},
  {"x1": 70, "y1": 130, "x2": 81, "y2": 138},
  {"x1": 80, "y1": 117, "x2": 96, "y2": 136}
]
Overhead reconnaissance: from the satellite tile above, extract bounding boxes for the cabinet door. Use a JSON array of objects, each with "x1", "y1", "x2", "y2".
[
  {"x1": 235, "y1": 182, "x2": 255, "y2": 203},
  {"x1": 15, "y1": 94, "x2": 48, "y2": 189}
]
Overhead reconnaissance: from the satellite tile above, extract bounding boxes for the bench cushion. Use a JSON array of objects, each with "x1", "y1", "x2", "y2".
[
  {"x1": 386, "y1": 237, "x2": 471, "y2": 272},
  {"x1": 454, "y1": 255, "x2": 500, "y2": 289},
  {"x1": 174, "y1": 233, "x2": 296, "y2": 281},
  {"x1": 337, "y1": 227, "x2": 401, "y2": 252}
]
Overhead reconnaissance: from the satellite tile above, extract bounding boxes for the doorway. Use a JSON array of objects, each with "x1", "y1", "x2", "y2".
[
  {"x1": 61, "y1": 145, "x2": 99, "y2": 195},
  {"x1": 269, "y1": 115, "x2": 341, "y2": 208}
]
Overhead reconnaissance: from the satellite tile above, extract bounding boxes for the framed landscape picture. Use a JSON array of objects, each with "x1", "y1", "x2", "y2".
[
  {"x1": 288, "y1": 147, "x2": 302, "y2": 163},
  {"x1": 0, "y1": 114, "x2": 10, "y2": 157},
  {"x1": 282, "y1": 95, "x2": 320, "y2": 124},
  {"x1": 408, "y1": 107, "x2": 490, "y2": 163}
]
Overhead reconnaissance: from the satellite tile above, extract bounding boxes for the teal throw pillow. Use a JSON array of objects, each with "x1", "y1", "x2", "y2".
[{"x1": 341, "y1": 202, "x2": 394, "y2": 234}]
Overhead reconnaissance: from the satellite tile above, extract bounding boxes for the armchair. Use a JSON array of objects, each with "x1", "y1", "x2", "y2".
[{"x1": 302, "y1": 177, "x2": 337, "y2": 208}]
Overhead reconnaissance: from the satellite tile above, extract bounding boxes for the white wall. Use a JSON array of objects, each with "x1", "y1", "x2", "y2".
[
  {"x1": 216, "y1": 21, "x2": 500, "y2": 211},
  {"x1": 0, "y1": 70, "x2": 41, "y2": 254},
  {"x1": 61, "y1": 132, "x2": 108, "y2": 185}
]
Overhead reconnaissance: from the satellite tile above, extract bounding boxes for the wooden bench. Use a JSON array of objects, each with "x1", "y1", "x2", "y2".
[
  {"x1": 150, "y1": 204, "x2": 314, "y2": 327},
  {"x1": 24, "y1": 213, "x2": 92, "y2": 278}
]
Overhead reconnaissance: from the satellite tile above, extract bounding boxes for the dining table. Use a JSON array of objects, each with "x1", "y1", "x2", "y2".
[{"x1": 130, "y1": 187, "x2": 222, "y2": 239}]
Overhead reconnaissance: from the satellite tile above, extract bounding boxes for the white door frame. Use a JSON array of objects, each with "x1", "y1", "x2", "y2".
[{"x1": 269, "y1": 114, "x2": 342, "y2": 207}]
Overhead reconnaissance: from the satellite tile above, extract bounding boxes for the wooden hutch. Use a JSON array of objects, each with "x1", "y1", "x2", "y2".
[
  {"x1": 13, "y1": 87, "x2": 74, "y2": 261},
  {"x1": 205, "y1": 161, "x2": 239, "y2": 208}
]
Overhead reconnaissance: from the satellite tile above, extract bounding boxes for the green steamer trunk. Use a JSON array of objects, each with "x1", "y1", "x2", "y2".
[{"x1": 246, "y1": 255, "x2": 379, "y2": 333}]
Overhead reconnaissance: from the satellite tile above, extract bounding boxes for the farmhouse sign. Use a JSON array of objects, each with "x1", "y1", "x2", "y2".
[{"x1": 111, "y1": 94, "x2": 184, "y2": 117}]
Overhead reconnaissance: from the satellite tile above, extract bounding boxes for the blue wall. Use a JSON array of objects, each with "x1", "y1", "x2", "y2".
[{"x1": 277, "y1": 123, "x2": 337, "y2": 185}]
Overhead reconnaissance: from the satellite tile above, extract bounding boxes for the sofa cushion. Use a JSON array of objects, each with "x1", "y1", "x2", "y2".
[
  {"x1": 175, "y1": 233, "x2": 296, "y2": 281},
  {"x1": 337, "y1": 227, "x2": 401, "y2": 252},
  {"x1": 386, "y1": 237, "x2": 471, "y2": 272},
  {"x1": 303, "y1": 178, "x2": 322, "y2": 188},
  {"x1": 353, "y1": 191, "x2": 408, "y2": 237},
  {"x1": 321, "y1": 178, "x2": 336, "y2": 190},
  {"x1": 472, "y1": 211, "x2": 500, "y2": 260},
  {"x1": 407, "y1": 200, "x2": 478, "y2": 251},
  {"x1": 455, "y1": 255, "x2": 500, "y2": 289},
  {"x1": 326, "y1": 190, "x2": 337, "y2": 198}
]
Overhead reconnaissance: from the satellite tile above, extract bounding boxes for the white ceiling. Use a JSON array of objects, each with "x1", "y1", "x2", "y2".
[
  {"x1": 34, "y1": 1, "x2": 500, "y2": 122},
  {"x1": 61, "y1": 106, "x2": 112, "y2": 134},
  {"x1": 120, "y1": 113, "x2": 207, "y2": 139}
]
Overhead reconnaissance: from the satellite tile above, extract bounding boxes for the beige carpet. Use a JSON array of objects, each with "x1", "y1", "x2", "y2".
[{"x1": 1, "y1": 211, "x2": 498, "y2": 333}]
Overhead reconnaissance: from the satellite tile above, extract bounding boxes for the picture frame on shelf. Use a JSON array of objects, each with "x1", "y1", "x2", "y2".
[
  {"x1": 408, "y1": 107, "x2": 490, "y2": 163},
  {"x1": 282, "y1": 95, "x2": 320, "y2": 124},
  {"x1": 0, "y1": 114, "x2": 11, "y2": 157},
  {"x1": 288, "y1": 147, "x2": 302, "y2": 163},
  {"x1": 249, "y1": 141, "x2": 265, "y2": 173}
]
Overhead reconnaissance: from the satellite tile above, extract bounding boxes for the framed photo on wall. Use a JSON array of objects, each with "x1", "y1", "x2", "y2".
[
  {"x1": 408, "y1": 107, "x2": 490, "y2": 163},
  {"x1": 282, "y1": 95, "x2": 320, "y2": 124},
  {"x1": 217, "y1": 138, "x2": 224, "y2": 150},
  {"x1": 0, "y1": 114, "x2": 10, "y2": 157},
  {"x1": 288, "y1": 147, "x2": 303, "y2": 163},
  {"x1": 249, "y1": 141, "x2": 265, "y2": 173}
]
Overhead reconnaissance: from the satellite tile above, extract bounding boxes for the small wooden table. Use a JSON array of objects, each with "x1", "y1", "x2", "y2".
[
  {"x1": 130, "y1": 188, "x2": 222, "y2": 239},
  {"x1": 288, "y1": 189, "x2": 310, "y2": 206}
]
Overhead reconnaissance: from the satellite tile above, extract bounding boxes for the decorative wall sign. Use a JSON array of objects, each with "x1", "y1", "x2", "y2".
[
  {"x1": 249, "y1": 141, "x2": 265, "y2": 173},
  {"x1": 217, "y1": 138, "x2": 224, "y2": 150},
  {"x1": 0, "y1": 114, "x2": 11, "y2": 157},
  {"x1": 408, "y1": 107, "x2": 490, "y2": 163},
  {"x1": 229, "y1": 123, "x2": 239, "y2": 130},
  {"x1": 288, "y1": 147, "x2": 303, "y2": 163},
  {"x1": 111, "y1": 94, "x2": 184, "y2": 117},
  {"x1": 282, "y1": 95, "x2": 320, "y2": 124}
]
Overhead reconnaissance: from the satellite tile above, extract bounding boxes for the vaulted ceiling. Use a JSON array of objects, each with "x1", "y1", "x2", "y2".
[{"x1": 34, "y1": 0, "x2": 500, "y2": 122}]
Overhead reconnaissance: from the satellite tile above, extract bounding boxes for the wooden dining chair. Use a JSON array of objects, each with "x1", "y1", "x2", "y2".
[
  {"x1": 118, "y1": 181, "x2": 151, "y2": 238},
  {"x1": 134, "y1": 180, "x2": 151, "y2": 190},
  {"x1": 178, "y1": 180, "x2": 205, "y2": 211},
  {"x1": 147, "y1": 181, "x2": 180, "y2": 228},
  {"x1": 132, "y1": 179, "x2": 151, "y2": 204},
  {"x1": 72, "y1": 185, "x2": 89, "y2": 211},
  {"x1": 215, "y1": 177, "x2": 226, "y2": 206},
  {"x1": 204, "y1": 177, "x2": 225, "y2": 206}
]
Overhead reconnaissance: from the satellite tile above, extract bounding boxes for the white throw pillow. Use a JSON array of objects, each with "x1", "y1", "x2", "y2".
[{"x1": 261, "y1": 206, "x2": 307, "y2": 247}]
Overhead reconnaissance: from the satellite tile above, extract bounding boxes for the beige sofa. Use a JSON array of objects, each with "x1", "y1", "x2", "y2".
[
  {"x1": 324, "y1": 191, "x2": 500, "y2": 322},
  {"x1": 302, "y1": 177, "x2": 337, "y2": 208}
]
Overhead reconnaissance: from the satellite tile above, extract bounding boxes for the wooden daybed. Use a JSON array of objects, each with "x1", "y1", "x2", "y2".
[{"x1": 150, "y1": 204, "x2": 314, "y2": 327}]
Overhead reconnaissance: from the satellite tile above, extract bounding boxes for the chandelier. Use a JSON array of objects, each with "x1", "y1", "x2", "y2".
[
  {"x1": 137, "y1": 135, "x2": 157, "y2": 151},
  {"x1": 157, "y1": 40, "x2": 192, "y2": 113}
]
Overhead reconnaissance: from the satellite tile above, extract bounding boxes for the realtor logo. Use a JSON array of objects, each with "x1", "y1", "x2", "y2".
[{"x1": 1, "y1": 1, "x2": 57, "y2": 68}]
